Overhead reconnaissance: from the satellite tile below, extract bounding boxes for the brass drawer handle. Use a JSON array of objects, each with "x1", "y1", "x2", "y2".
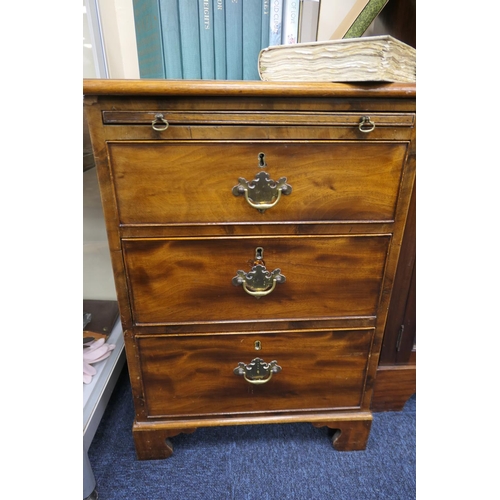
[
  {"x1": 232, "y1": 247, "x2": 286, "y2": 299},
  {"x1": 234, "y1": 357, "x2": 282, "y2": 385},
  {"x1": 152, "y1": 113, "x2": 169, "y2": 131},
  {"x1": 358, "y1": 116, "x2": 375, "y2": 133},
  {"x1": 232, "y1": 171, "x2": 292, "y2": 213}
]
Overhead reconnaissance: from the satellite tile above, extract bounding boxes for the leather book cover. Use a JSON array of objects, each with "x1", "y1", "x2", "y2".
[{"x1": 83, "y1": 300, "x2": 119, "y2": 343}]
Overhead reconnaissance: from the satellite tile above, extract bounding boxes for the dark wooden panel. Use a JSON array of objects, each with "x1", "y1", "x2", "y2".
[
  {"x1": 122, "y1": 235, "x2": 390, "y2": 325},
  {"x1": 371, "y1": 365, "x2": 416, "y2": 411},
  {"x1": 137, "y1": 329, "x2": 374, "y2": 417},
  {"x1": 368, "y1": 0, "x2": 416, "y2": 49},
  {"x1": 380, "y1": 182, "x2": 416, "y2": 365}
]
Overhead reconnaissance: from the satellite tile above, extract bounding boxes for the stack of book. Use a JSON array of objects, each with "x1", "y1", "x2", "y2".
[
  {"x1": 132, "y1": 0, "x2": 389, "y2": 81},
  {"x1": 132, "y1": 0, "x2": 280, "y2": 80}
]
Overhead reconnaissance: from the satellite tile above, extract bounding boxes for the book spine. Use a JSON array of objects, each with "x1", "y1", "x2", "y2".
[
  {"x1": 159, "y1": 0, "x2": 183, "y2": 78},
  {"x1": 242, "y1": 0, "x2": 262, "y2": 80},
  {"x1": 343, "y1": 0, "x2": 388, "y2": 38},
  {"x1": 261, "y1": 0, "x2": 270, "y2": 49},
  {"x1": 198, "y1": 0, "x2": 215, "y2": 79},
  {"x1": 178, "y1": 0, "x2": 202, "y2": 78},
  {"x1": 225, "y1": 0, "x2": 243, "y2": 80},
  {"x1": 132, "y1": 0, "x2": 166, "y2": 78},
  {"x1": 213, "y1": 0, "x2": 226, "y2": 79},
  {"x1": 298, "y1": 0, "x2": 319, "y2": 43},
  {"x1": 281, "y1": 0, "x2": 299, "y2": 45},
  {"x1": 269, "y1": 0, "x2": 283, "y2": 46}
]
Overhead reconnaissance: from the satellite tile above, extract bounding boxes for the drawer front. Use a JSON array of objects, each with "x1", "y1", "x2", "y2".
[
  {"x1": 108, "y1": 141, "x2": 407, "y2": 224},
  {"x1": 123, "y1": 235, "x2": 390, "y2": 325},
  {"x1": 102, "y1": 110, "x2": 415, "y2": 128},
  {"x1": 137, "y1": 329, "x2": 374, "y2": 418},
  {"x1": 101, "y1": 111, "x2": 415, "y2": 141}
]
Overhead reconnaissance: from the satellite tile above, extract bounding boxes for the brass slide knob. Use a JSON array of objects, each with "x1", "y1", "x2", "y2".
[
  {"x1": 233, "y1": 357, "x2": 282, "y2": 385},
  {"x1": 358, "y1": 116, "x2": 375, "y2": 133},
  {"x1": 151, "y1": 113, "x2": 169, "y2": 131}
]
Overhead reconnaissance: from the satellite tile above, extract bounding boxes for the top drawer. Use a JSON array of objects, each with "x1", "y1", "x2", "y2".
[{"x1": 107, "y1": 140, "x2": 408, "y2": 225}]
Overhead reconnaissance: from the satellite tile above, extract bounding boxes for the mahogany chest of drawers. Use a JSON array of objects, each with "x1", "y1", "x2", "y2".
[{"x1": 83, "y1": 79, "x2": 416, "y2": 459}]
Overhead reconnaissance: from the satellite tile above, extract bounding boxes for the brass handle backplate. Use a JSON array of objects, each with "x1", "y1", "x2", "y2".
[
  {"x1": 232, "y1": 247, "x2": 286, "y2": 299},
  {"x1": 233, "y1": 357, "x2": 282, "y2": 385},
  {"x1": 233, "y1": 167, "x2": 292, "y2": 213}
]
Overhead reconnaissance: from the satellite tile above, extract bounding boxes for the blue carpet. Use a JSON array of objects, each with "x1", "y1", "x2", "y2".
[{"x1": 88, "y1": 367, "x2": 415, "y2": 499}]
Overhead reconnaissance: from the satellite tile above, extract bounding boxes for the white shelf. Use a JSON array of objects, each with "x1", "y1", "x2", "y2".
[
  {"x1": 83, "y1": 318, "x2": 126, "y2": 500},
  {"x1": 83, "y1": 319, "x2": 126, "y2": 450}
]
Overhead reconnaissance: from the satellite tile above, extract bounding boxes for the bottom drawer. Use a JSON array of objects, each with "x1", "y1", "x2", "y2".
[{"x1": 136, "y1": 329, "x2": 374, "y2": 418}]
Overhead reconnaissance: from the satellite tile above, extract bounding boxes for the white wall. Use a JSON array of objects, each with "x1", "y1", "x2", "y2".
[
  {"x1": 84, "y1": 0, "x2": 140, "y2": 79},
  {"x1": 99, "y1": 0, "x2": 140, "y2": 78}
]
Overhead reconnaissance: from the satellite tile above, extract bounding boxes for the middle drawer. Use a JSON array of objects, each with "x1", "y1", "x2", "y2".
[{"x1": 122, "y1": 235, "x2": 390, "y2": 326}]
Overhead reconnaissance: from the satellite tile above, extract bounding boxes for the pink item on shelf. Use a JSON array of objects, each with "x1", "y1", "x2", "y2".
[{"x1": 83, "y1": 338, "x2": 116, "y2": 384}]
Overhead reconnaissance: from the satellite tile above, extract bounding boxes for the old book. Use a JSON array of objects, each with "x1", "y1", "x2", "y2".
[
  {"x1": 343, "y1": 0, "x2": 389, "y2": 39},
  {"x1": 258, "y1": 35, "x2": 416, "y2": 83},
  {"x1": 317, "y1": 0, "x2": 388, "y2": 41},
  {"x1": 83, "y1": 300, "x2": 119, "y2": 342},
  {"x1": 327, "y1": 0, "x2": 370, "y2": 40}
]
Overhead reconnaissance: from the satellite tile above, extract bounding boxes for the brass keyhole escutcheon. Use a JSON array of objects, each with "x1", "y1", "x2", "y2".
[
  {"x1": 258, "y1": 152, "x2": 266, "y2": 168},
  {"x1": 254, "y1": 340, "x2": 262, "y2": 351}
]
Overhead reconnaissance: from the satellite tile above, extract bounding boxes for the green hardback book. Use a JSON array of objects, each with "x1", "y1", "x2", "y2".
[
  {"x1": 179, "y1": 0, "x2": 202, "y2": 78},
  {"x1": 243, "y1": 0, "x2": 262, "y2": 80},
  {"x1": 132, "y1": 0, "x2": 166, "y2": 78},
  {"x1": 198, "y1": 0, "x2": 215, "y2": 79},
  {"x1": 343, "y1": 0, "x2": 389, "y2": 39},
  {"x1": 159, "y1": 0, "x2": 183, "y2": 78},
  {"x1": 213, "y1": 0, "x2": 226, "y2": 79},
  {"x1": 261, "y1": 0, "x2": 270, "y2": 49},
  {"x1": 225, "y1": 0, "x2": 243, "y2": 80}
]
